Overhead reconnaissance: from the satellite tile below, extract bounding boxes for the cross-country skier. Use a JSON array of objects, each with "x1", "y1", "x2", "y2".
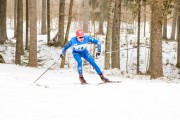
[{"x1": 60, "y1": 30, "x2": 110, "y2": 84}]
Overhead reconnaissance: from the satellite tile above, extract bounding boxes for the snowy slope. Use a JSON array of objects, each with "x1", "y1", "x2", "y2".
[{"x1": 1, "y1": 63, "x2": 180, "y2": 120}]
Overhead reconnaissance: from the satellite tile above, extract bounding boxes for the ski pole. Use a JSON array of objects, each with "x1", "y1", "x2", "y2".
[{"x1": 34, "y1": 57, "x2": 61, "y2": 83}]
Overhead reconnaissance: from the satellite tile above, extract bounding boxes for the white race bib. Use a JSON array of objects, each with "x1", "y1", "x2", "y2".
[{"x1": 72, "y1": 44, "x2": 87, "y2": 52}]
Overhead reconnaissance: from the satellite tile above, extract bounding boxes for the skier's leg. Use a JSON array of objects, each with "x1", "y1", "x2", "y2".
[
  {"x1": 73, "y1": 53, "x2": 87, "y2": 84},
  {"x1": 83, "y1": 52, "x2": 102, "y2": 74},
  {"x1": 73, "y1": 53, "x2": 83, "y2": 76},
  {"x1": 83, "y1": 52, "x2": 110, "y2": 82}
]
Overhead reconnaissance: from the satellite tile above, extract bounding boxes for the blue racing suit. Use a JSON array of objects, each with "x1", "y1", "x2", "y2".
[{"x1": 61, "y1": 35, "x2": 102, "y2": 76}]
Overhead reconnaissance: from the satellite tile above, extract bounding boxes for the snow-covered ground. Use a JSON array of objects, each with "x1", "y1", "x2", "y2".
[
  {"x1": 0, "y1": 21, "x2": 180, "y2": 120},
  {"x1": 0, "y1": 63, "x2": 180, "y2": 120}
]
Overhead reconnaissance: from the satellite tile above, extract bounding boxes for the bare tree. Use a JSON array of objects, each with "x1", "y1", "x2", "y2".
[{"x1": 28, "y1": 0, "x2": 37, "y2": 67}]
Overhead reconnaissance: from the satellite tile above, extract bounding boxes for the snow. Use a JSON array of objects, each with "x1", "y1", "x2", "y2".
[
  {"x1": 1, "y1": 21, "x2": 180, "y2": 120},
  {"x1": 1, "y1": 63, "x2": 180, "y2": 120}
]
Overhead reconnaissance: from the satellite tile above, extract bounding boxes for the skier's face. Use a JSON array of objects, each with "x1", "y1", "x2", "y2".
[{"x1": 77, "y1": 36, "x2": 84, "y2": 42}]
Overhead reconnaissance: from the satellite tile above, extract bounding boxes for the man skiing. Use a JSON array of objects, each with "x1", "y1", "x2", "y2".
[{"x1": 60, "y1": 30, "x2": 110, "y2": 84}]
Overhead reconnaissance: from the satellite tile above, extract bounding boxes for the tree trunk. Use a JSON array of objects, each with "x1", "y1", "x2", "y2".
[
  {"x1": 170, "y1": 4, "x2": 177, "y2": 40},
  {"x1": 47, "y1": 0, "x2": 50, "y2": 45},
  {"x1": 176, "y1": 1, "x2": 180, "y2": 68},
  {"x1": 41, "y1": 0, "x2": 47, "y2": 34},
  {"x1": 143, "y1": 2, "x2": 146, "y2": 37},
  {"x1": 150, "y1": 0, "x2": 163, "y2": 79},
  {"x1": 147, "y1": 10, "x2": 152, "y2": 75},
  {"x1": 25, "y1": 0, "x2": 29, "y2": 50},
  {"x1": 14, "y1": 0, "x2": 17, "y2": 38},
  {"x1": 60, "y1": 0, "x2": 74, "y2": 68},
  {"x1": 0, "y1": 0, "x2": 8, "y2": 44},
  {"x1": 98, "y1": 0, "x2": 104, "y2": 35},
  {"x1": 105, "y1": 0, "x2": 115, "y2": 70},
  {"x1": 111, "y1": 0, "x2": 121, "y2": 69},
  {"x1": 137, "y1": 1, "x2": 141, "y2": 74},
  {"x1": 28, "y1": 0, "x2": 37, "y2": 67},
  {"x1": 162, "y1": 16, "x2": 167, "y2": 40},
  {"x1": 83, "y1": 0, "x2": 89, "y2": 33},
  {"x1": 56, "y1": 0, "x2": 65, "y2": 47},
  {"x1": 0, "y1": 54, "x2": 5, "y2": 63},
  {"x1": 20, "y1": 0, "x2": 24, "y2": 55},
  {"x1": 15, "y1": 0, "x2": 23, "y2": 64}
]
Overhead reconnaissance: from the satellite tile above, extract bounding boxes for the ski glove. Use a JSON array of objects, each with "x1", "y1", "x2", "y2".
[
  {"x1": 96, "y1": 52, "x2": 101, "y2": 57},
  {"x1": 60, "y1": 54, "x2": 64, "y2": 58}
]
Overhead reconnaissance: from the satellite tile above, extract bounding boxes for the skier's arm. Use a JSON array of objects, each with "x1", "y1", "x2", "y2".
[
  {"x1": 88, "y1": 36, "x2": 101, "y2": 52},
  {"x1": 61, "y1": 41, "x2": 72, "y2": 54}
]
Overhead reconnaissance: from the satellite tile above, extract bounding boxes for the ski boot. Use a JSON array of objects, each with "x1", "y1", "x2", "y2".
[
  {"x1": 100, "y1": 74, "x2": 110, "y2": 83},
  {"x1": 79, "y1": 75, "x2": 87, "y2": 84}
]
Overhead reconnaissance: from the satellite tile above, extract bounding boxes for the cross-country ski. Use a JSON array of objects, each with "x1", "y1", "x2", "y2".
[{"x1": 74, "y1": 80, "x2": 122, "y2": 86}]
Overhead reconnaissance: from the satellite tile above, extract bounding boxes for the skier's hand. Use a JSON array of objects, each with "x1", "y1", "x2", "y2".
[
  {"x1": 96, "y1": 52, "x2": 101, "y2": 57},
  {"x1": 60, "y1": 54, "x2": 64, "y2": 58}
]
